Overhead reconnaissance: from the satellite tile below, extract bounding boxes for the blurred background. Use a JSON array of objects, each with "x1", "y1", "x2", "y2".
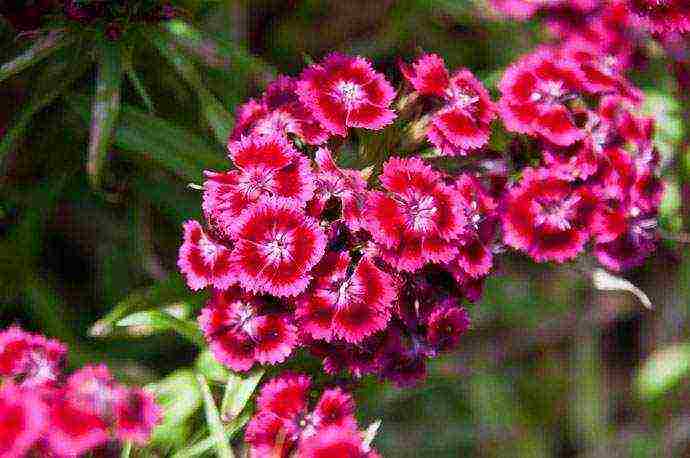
[{"x1": 0, "y1": 1, "x2": 688, "y2": 456}]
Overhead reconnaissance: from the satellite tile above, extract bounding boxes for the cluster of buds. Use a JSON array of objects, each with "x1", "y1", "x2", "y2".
[
  {"x1": 0, "y1": 326, "x2": 160, "y2": 457},
  {"x1": 0, "y1": 0, "x2": 176, "y2": 38},
  {"x1": 178, "y1": 45, "x2": 663, "y2": 406}
]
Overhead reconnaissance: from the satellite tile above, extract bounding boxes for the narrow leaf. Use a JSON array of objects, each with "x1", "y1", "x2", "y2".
[
  {"x1": 120, "y1": 441, "x2": 132, "y2": 458},
  {"x1": 148, "y1": 31, "x2": 233, "y2": 146},
  {"x1": 221, "y1": 369, "x2": 265, "y2": 421},
  {"x1": 87, "y1": 41, "x2": 123, "y2": 188},
  {"x1": 197, "y1": 374, "x2": 235, "y2": 458},
  {"x1": 148, "y1": 369, "x2": 203, "y2": 448},
  {"x1": 591, "y1": 268, "x2": 652, "y2": 309},
  {"x1": 171, "y1": 412, "x2": 250, "y2": 458},
  {"x1": 116, "y1": 309, "x2": 204, "y2": 347},
  {"x1": 0, "y1": 31, "x2": 71, "y2": 83},
  {"x1": 362, "y1": 419, "x2": 382, "y2": 450}
]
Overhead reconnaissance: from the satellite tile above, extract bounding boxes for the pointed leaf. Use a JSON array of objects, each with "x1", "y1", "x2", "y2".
[
  {"x1": 148, "y1": 369, "x2": 203, "y2": 448},
  {"x1": 362, "y1": 419, "x2": 382, "y2": 450},
  {"x1": 148, "y1": 31, "x2": 233, "y2": 146},
  {"x1": 171, "y1": 412, "x2": 250, "y2": 458},
  {"x1": 116, "y1": 309, "x2": 204, "y2": 347},
  {"x1": 0, "y1": 31, "x2": 72, "y2": 83},
  {"x1": 221, "y1": 368, "x2": 264, "y2": 421},
  {"x1": 197, "y1": 374, "x2": 235, "y2": 458},
  {"x1": 87, "y1": 40, "x2": 123, "y2": 188},
  {"x1": 591, "y1": 268, "x2": 652, "y2": 309},
  {"x1": 196, "y1": 350, "x2": 230, "y2": 384}
]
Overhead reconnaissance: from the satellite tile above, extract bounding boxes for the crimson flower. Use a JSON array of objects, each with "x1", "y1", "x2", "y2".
[
  {"x1": 295, "y1": 252, "x2": 396, "y2": 343},
  {"x1": 297, "y1": 53, "x2": 396, "y2": 136},
  {"x1": 177, "y1": 220, "x2": 235, "y2": 291},
  {"x1": 231, "y1": 75, "x2": 330, "y2": 145},
  {"x1": 365, "y1": 157, "x2": 465, "y2": 271},
  {"x1": 0, "y1": 326, "x2": 66, "y2": 389},
  {"x1": 231, "y1": 197, "x2": 327, "y2": 297},
  {"x1": 198, "y1": 287, "x2": 298, "y2": 371},
  {"x1": 0, "y1": 382, "x2": 47, "y2": 458}
]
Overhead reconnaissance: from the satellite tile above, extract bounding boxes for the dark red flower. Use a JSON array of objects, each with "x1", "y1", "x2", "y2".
[
  {"x1": 231, "y1": 198, "x2": 327, "y2": 297},
  {"x1": 400, "y1": 53, "x2": 450, "y2": 97},
  {"x1": 198, "y1": 288, "x2": 298, "y2": 371},
  {"x1": 177, "y1": 220, "x2": 235, "y2": 291},
  {"x1": 365, "y1": 157, "x2": 465, "y2": 271},
  {"x1": 309, "y1": 147, "x2": 368, "y2": 231},
  {"x1": 311, "y1": 388, "x2": 357, "y2": 431},
  {"x1": 231, "y1": 75, "x2": 330, "y2": 145},
  {"x1": 297, "y1": 53, "x2": 396, "y2": 136},
  {"x1": 625, "y1": 0, "x2": 690, "y2": 33},
  {"x1": 295, "y1": 252, "x2": 396, "y2": 343},
  {"x1": 426, "y1": 301, "x2": 471, "y2": 352},
  {"x1": 203, "y1": 134, "x2": 315, "y2": 239},
  {"x1": 501, "y1": 167, "x2": 598, "y2": 262},
  {"x1": 499, "y1": 48, "x2": 587, "y2": 146},
  {"x1": 0, "y1": 382, "x2": 47, "y2": 458}
]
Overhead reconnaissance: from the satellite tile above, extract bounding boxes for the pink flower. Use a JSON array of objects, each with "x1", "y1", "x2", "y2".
[
  {"x1": 231, "y1": 198, "x2": 327, "y2": 297},
  {"x1": 114, "y1": 388, "x2": 162, "y2": 445},
  {"x1": 177, "y1": 220, "x2": 235, "y2": 291},
  {"x1": 230, "y1": 75, "x2": 330, "y2": 145},
  {"x1": 365, "y1": 157, "x2": 465, "y2": 271},
  {"x1": 198, "y1": 288, "x2": 298, "y2": 371},
  {"x1": 203, "y1": 134, "x2": 315, "y2": 239},
  {"x1": 499, "y1": 48, "x2": 586, "y2": 146},
  {"x1": 0, "y1": 326, "x2": 66, "y2": 389},
  {"x1": 297, "y1": 426, "x2": 370, "y2": 458},
  {"x1": 501, "y1": 167, "x2": 598, "y2": 263},
  {"x1": 426, "y1": 303, "x2": 471, "y2": 352},
  {"x1": 295, "y1": 252, "x2": 396, "y2": 343},
  {"x1": 311, "y1": 388, "x2": 358, "y2": 431},
  {"x1": 402, "y1": 55, "x2": 496, "y2": 155},
  {"x1": 625, "y1": 0, "x2": 690, "y2": 33},
  {"x1": 309, "y1": 148, "x2": 368, "y2": 231},
  {"x1": 0, "y1": 382, "x2": 47, "y2": 458},
  {"x1": 297, "y1": 53, "x2": 396, "y2": 136},
  {"x1": 47, "y1": 365, "x2": 115, "y2": 456}
]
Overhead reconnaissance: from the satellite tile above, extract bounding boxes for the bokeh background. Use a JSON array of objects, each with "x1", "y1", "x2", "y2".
[{"x1": 1, "y1": 1, "x2": 689, "y2": 456}]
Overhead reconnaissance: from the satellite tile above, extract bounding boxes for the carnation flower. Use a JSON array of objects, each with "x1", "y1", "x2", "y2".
[
  {"x1": 198, "y1": 288, "x2": 298, "y2": 371},
  {"x1": 295, "y1": 252, "x2": 396, "y2": 343},
  {"x1": 231, "y1": 75, "x2": 330, "y2": 145},
  {"x1": 297, "y1": 53, "x2": 396, "y2": 136},
  {"x1": 365, "y1": 157, "x2": 465, "y2": 271},
  {"x1": 113, "y1": 387, "x2": 162, "y2": 445},
  {"x1": 231, "y1": 198, "x2": 327, "y2": 297},
  {"x1": 308, "y1": 147, "x2": 368, "y2": 231},
  {"x1": 203, "y1": 134, "x2": 315, "y2": 238},
  {"x1": 177, "y1": 220, "x2": 235, "y2": 291},
  {"x1": 501, "y1": 167, "x2": 598, "y2": 263},
  {"x1": 0, "y1": 326, "x2": 67, "y2": 389},
  {"x1": 426, "y1": 303, "x2": 471, "y2": 352},
  {"x1": 0, "y1": 382, "x2": 47, "y2": 458},
  {"x1": 625, "y1": 0, "x2": 690, "y2": 33},
  {"x1": 498, "y1": 48, "x2": 587, "y2": 146},
  {"x1": 402, "y1": 55, "x2": 496, "y2": 155},
  {"x1": 297, "y1": 426, "x2": 371, "y2": 458}
]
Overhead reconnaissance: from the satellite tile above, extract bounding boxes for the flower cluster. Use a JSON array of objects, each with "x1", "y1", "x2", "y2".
[
  {"x1": 245, "y1": 373, "x2": 380, "y2": 458},
  {"x1": 0, "y1": 326, "x2": 160, "y2": 457},
  {"x1": 179, "y1": 48, "x2": 663, "y2": 392}
]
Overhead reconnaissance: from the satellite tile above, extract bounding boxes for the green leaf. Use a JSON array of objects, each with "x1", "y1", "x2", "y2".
[
  {"x1": 221, "y1": 368, "x2": 264, "y2": 422},
  {"x1": 87, "y1": 40, "x2": 123, "y2": 188},
  {"x1": 90, "y1": 274, "x2": 196, "y2": 337},
  {"x1": 0, "y1": 48, "x2": 87, "y2": 166},
  {"x1": 120, "y1": 441, "x2": 132, "y2": 458},
  {"x1": 149, "y1": 370, "x2": 203, "y2": 448},
  {"x1": 171, "y1": 412, "x2": 250, "y2": 458},
  {"x1": 116, "y1": 308, "x2": 204, "y2": 346},
  {"x1": 637, "y1": 343, "x2": 690, "y2": 400},
  {"x1": 196, "y1": 350, "x2": 230, "y2": 384},
  {"x1": 197, "y1": 373, "x2": 235, "y2": 458},
  {"x1": 71, "y1": 97, "x2": 226, "y2": 182},
  {"x1": 148, "y1": 30, "x2": 234, "y2": 146},
  {"x1": 122, "y1": 45, "x2": 155, "y2": 113},
  {"x1": 0, "y1": 31, "x2": 72, "y2": 83}
]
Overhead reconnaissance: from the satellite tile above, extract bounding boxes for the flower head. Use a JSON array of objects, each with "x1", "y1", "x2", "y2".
[
  {"x1": 0, "y1": 382, "x2": 47, "y2": 458},
  {"x1": 0, "y1": 326, "x2": 66, "y2": 389},
  {"x1": 297, "y1": 53, "x2": 396, "y2": 136},
  {"x1": 177, "y1": 220, "x2": 235, "y2": 291}
]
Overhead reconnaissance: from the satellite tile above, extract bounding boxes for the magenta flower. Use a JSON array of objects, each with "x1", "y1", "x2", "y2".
[
  {"x1": 0, "y1": 382, "x2": 47, "y2": 458},
  {"x1": 625, "y1": 0, "x2": 690, "y2": 33},
  {"x1": 365, "y1": 157, "x2": 465, "y2": 271},
  {"x1": 198, "y1": 287, "x2": 298, "y2": 371},
  {"x1": 295, "y1": 252, "x2": 396, "y2": 343},
  {"x1": 0, "y1": 326, "x2": 66, "y2": 389},
  {"x1": 113, "y1": 387, "x2": 162, "y2": 446},
  {"x1": 177, "y1": 220, "x2": 235, "y2": 291},
  {"x1": 298, "y1": 426, "x2": 376, "y2": 458},
  {"x1": 231, "y1": 198, "x2": 327, "y2": 297},
  {"x1": 231, "y1": 75, "x2": 330, "y2": 145},
  {"x1": 499, "y1": 48, "x2": 586, "y2": 146},
  {"x1": 203, "y1": 134, "x2": 315, "y2": 240},
  {"x1": 297, "y1": 53, "x2": 396, "y2": 136},
  {"x1": 501, "y1": 167, "x2": 598, "y2": 263}
]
